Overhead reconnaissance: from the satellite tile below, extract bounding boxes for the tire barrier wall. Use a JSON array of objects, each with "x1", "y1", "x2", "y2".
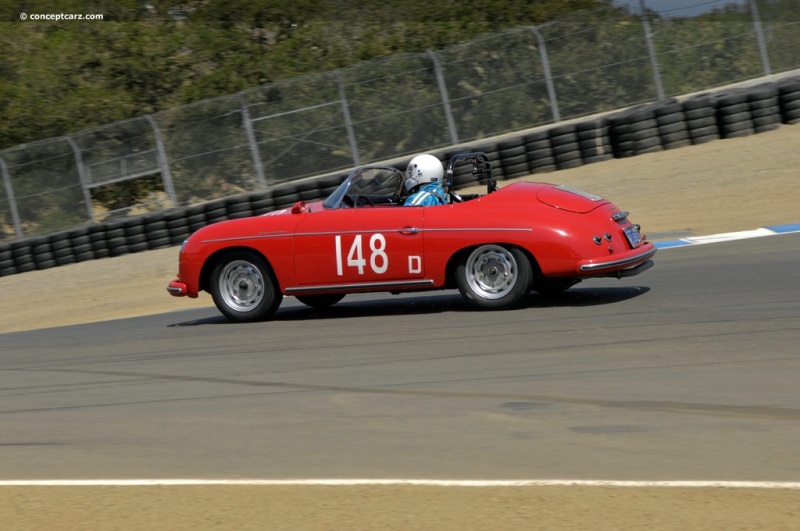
[{"x1": 1, "y1": 76, "x2": 799, "y2": 278}]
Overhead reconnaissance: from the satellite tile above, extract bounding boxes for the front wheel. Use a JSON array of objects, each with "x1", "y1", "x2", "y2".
[
  {"x1": 210, "y1": 251, "x2": 282, "y2": 322},
  {"x1": 456, "y1": 245, "x2": 532, "y2": 310}
]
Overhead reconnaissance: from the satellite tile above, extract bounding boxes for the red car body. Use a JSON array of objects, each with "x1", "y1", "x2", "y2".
[{"x1": 168, "y1": 153, "x2": 655, "y2": 322}]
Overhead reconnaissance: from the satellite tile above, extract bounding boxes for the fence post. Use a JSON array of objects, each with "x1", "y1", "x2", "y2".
[
  {"x1": 639, "y1": 0, "x2": 666, "y2": 100},
  {"x1": 529, "y1": 25, "x2": 561, "y2": 123},
  {"x1": 239, "y1": 93, "x2": 268, "y2": 189},
  {"x1": 145, "y1": 115, "x2": 178, "y2": 206},
  {"x1": 427, "y1": 50, "x2": 459, "y2": 145},
  {"x1": 749, "y1": 0, "x2": 772, "y2": 76},
  {"x1": 65, "y1": 137, "x2": 95, "y2": 223},
  {"x1": 334, "y1": 72, "x2": 361, "y2": 166},
  {"x1": 0, "y1": 154, "x2": 23, "y2": 237}
]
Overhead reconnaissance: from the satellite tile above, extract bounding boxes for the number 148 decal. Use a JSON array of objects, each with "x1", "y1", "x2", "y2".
[{"x1": 335, "y1": 234, "x2": 388, "y2": 276}]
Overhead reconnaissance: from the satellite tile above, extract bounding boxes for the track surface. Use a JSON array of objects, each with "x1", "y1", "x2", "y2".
[{"x1": 2, "y1": 234, "x2": 799, "y2": 482}]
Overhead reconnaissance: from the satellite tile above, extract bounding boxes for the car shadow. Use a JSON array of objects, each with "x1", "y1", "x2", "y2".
[
  {"x1": 167, "y1": 286, "x2": 649, "y2": 327},
  {"x1": 523, "y1": 285, "x2": 651, "y2": 308}
]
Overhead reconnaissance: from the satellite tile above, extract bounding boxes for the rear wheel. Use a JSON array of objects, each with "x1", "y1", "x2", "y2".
[
  {"x1": 210, "y1": 251, "x2": 282, "y2": 322},
  {"x1": 296, "y1": 294, "x2": 346, "y2": 308},
  {"x1": 456, "y1": 245, "x2": 532, "y2": 310}
]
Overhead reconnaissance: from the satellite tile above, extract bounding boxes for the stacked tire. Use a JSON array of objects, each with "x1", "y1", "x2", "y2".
[
  {"x1": 164, "y1": 209, "x2": 192, "y2": 245},
  {"x1": 89, "y1": 223, "x2": 110, "y2": 259},
  {"x1": 608, "y1": 106, "x2": 663, "y2": 158},
  {"x1": 497, "y1": 138, "x2": 530, "y2": 179},
  {"x1": 576, "y1": 118, "x2": 613, "y2": 164},
  {"x1": 654, "y1": 100, "x2": 692, "y2": 150},
  {"x1": 270, "y1": 183, "x2": 301, "y2": 209},
  {"x1": 141, "y1": 212, "x2": 172, "y2": 250},
  {"x1": 0, "y1": 244, "x2": 15, "y2": 276},
  {"x1": 203, "y1": 198, "x2": 229, "y2": 225},
  {"x1": 749, "y1": 84, "x2": 782, "y2": 133},
  {"x1": 524, "y1": 130, "x2": 557, "y2": 174},
  {"x1": 716, "y1": 90, "x2": 754, "y2": 139},
  {"x1": 225, "y1": 194, "x2": 253, "y2": 220},
  {"x1": 124, "y1": 216, "x2": 148, "y2": 253},
  {"x1": 69, "y1": 227, "x2": 94, "y2": 262},
  {"x1": 682, "y1": 93, "x2": 721, "y2": 145},
  {"x1": 7, "y1": 240, "x2": 36, "y2": 275},
  {"x1": 250, "y1": 191, "x2": 276, "y2": 216},
  {"x1": 105, "y1": 219, "x2": 129, "y2": 257},
  {"x1": 778, "y1": 76, "x2": 800, "y2": 124}
]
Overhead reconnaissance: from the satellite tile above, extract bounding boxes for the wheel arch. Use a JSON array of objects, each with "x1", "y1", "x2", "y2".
[
  {"x1": 443, "y1": 242, "x2": 541, "y2": 289},
  {"x1": 199, "y1": 246, "x2": 277, "y2": 293}
]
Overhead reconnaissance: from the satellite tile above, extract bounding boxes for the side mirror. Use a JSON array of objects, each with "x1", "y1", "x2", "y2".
[{"x1": 291, "y1": 201, "x2": 307, "y2": 214}]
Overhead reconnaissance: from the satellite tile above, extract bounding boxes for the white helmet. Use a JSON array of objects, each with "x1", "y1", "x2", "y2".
[{"x1": 404, "y1": 154, "x2": 443, "y2": 193}]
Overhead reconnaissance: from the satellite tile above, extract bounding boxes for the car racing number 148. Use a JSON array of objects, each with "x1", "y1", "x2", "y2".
[{"x1": 334, "y1": 233, "x2": 422, "y2": 276}]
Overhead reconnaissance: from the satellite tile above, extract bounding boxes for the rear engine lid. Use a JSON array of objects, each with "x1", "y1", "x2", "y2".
[{"x1": 537, "y1": 184, "x2": 607, "y2": 213}]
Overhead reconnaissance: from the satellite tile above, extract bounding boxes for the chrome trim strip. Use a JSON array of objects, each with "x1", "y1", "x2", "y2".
[
  {"x1": 285, "y1": 279, "x2": 435, "y2": 294},
  {"x1": 422, "y1": 228, "x2": 532, "y2": 233},
  {"x1": 203, "y1": 227, "x2": 531, "y2": 244},
  {"x1": 202, "y1": 234, "x2": 289, "y2": 244},
  {"x1": 579, "y1": 247, "x2": 657, "y2": 272}
]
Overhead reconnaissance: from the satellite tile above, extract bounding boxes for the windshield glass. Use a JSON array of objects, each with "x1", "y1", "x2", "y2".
[{"x1": 323, "y1": 167, "x2": 404, "y2": 209}]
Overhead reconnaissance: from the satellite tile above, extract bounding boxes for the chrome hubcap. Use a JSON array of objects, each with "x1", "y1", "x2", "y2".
[
  {"x1": 219, "y1": 260, "x2": 265, "y2": 312},
  {"x1": 465, "y1": 245, "x2": 518, "y2": 299}
]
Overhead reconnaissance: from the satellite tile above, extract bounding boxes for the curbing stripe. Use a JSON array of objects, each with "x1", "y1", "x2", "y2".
[
  {"x1": 0, "y1": 479, "x2": 800, "y2": 489},
  {"x1": 654, "y1": 222, "x2": 800, "y2": 249}
]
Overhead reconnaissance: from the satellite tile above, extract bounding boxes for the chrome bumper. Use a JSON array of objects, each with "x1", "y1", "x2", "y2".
[
  {"x1": 167, "y1": 280, "x2": 188, "y2": 297},
  {"x1": 578, "y1": 245, "x2": 657, "y2": 275}
]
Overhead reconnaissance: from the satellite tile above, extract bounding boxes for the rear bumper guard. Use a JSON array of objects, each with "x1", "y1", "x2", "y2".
[{"x1": 578, "y1": 245, "x2": 657, "y2": 276}]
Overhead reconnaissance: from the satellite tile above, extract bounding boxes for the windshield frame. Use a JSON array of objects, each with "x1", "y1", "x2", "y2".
[{"x1": 322, "y1": 166, "x2": 405, "y2": 209}]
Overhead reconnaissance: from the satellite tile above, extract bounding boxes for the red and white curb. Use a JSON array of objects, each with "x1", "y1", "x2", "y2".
[{"x1": 655, "y1": 223, "x2": 800, "y2": 249}]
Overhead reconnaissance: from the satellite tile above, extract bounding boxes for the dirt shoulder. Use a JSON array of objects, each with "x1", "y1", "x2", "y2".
[{"x1": 3, "y1": 485, "x2": 799, "y2": 531}]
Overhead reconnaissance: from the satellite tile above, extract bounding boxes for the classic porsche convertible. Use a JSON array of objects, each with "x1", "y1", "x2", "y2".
[{"x1": 167, "y1": 152, "x2": 655, "y2": 322}]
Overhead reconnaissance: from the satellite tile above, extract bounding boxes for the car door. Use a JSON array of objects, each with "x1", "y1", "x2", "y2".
[{"x1": 292, "y1": 206, "x2": 426, "y2": 288}]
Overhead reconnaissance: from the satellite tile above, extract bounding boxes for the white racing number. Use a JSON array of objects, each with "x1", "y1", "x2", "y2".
[{"x1": 335, "y1": 234, "x2": 388, "y2": 276}]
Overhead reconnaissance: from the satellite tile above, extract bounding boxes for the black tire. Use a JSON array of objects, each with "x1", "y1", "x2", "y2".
[
  {"x1": 210, "y1": 250, "x2": 282, "y2": 322},
  {"x1": 456, "y1": 245, "x2": 532, "y2": 310},
  {"x1": 503, "y1": 162, "x2": 531, "y2": 178},
  {"x1": 499, "y1": 145, "x2": 527, "y2": 158},
  {"x1": 501, "y1": 153, "x2": 528, "y2": 167},
  {"x1": 296, "y1": 294, "x2": 346, "y2": 308},
  {"x1": 687, "y1": 115, "x2": 717, "y2": 129}
]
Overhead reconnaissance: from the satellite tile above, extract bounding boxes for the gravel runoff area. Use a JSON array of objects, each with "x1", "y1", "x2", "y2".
[{"x1": 1, "y1": 123, "x2": 799, "y2": 530}]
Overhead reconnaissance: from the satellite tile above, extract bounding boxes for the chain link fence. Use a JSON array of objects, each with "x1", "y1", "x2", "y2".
[{"x1": 1, "y1": 0, "x2": 798, "y2": 241}]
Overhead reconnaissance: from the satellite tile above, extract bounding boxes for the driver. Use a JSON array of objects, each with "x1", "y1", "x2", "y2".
[{"x1": 403, "y1": 154, "x2": 447, "y2": 206}]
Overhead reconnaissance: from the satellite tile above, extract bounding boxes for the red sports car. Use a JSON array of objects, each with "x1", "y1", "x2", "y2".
[{"x1": 167, "y1": 153, "x2": 655, "y2": 322}]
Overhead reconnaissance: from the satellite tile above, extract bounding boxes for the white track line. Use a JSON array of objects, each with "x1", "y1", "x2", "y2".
[{"x1": 1, "y1": 479, "x2": 799, "y2": 489}]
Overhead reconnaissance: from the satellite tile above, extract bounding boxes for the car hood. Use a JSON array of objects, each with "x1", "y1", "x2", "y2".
[{"x1": 536, "y1": 184, "x2": 608, "y2": 213}]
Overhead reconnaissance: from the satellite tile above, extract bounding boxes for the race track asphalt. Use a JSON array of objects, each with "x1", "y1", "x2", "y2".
[{"x1": 2, "y1": 234, "x2": 798, "y2": 482}]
